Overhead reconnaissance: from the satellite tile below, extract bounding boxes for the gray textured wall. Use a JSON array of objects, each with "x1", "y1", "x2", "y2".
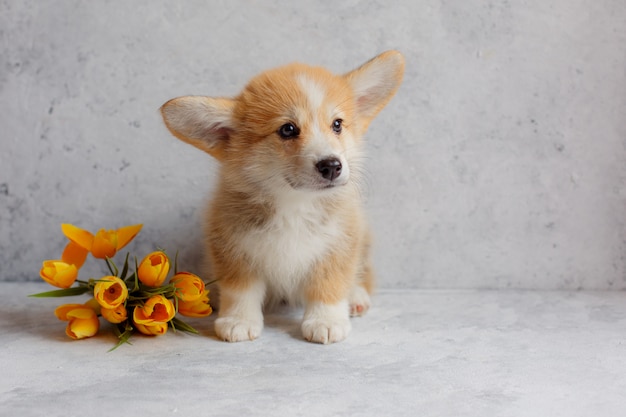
[{"x1": 1, "y1": 1, "x2": 625, "y2": 289}]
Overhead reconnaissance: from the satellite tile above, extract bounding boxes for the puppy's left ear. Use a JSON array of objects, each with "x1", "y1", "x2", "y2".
[
  {"x1": 160, "y1": 96, "x2": 235, "y2": 161},
  {"x1": 344, "y1": 50, "x2": 405, "y2": 129}
]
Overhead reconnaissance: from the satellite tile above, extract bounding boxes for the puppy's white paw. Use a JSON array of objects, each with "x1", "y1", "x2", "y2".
[
  {"x1": 349, "y1": 285, "x2": 371, "y2": 317},
  {"x1": 215, "y1": 280, "x2": 265, "y2": 342},
  {"x1": 302, "y1": 301, "x2": 351, "y2": 344},
  {"x1": 215, "y1": 317, "x2": 263, "y2": 342},
  {"x1": 302, "y1": 318, "x2": 351, "y2": 344}
]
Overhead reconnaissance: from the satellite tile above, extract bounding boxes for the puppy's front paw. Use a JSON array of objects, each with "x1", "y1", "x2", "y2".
[
  {"x1": 302, "y1": 318, "x2": 351, "y2": 344},
  {"x1": 215, "y1": 317, "x2": 263, "y2": 342},
  {"x1": 302, "y1": 301, "x2": 351, "y2": 344}
]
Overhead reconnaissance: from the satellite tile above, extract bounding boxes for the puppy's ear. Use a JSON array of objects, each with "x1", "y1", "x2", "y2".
[
  {"x1": 160, "y1": 96, "x2": 235, "y2": 160},
  {"x1": 344, "y1": 50, "x2": 405, "y2": 130}
]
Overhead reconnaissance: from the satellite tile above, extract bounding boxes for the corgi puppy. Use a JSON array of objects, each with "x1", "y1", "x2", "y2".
[{"x1": 161, "y1": 51, "x2": 404, "y2": 344}]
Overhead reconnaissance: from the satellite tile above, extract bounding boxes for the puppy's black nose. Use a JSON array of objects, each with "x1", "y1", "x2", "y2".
[{"x1": 316, "y1": 158, "x2": 342, "y2": 181}]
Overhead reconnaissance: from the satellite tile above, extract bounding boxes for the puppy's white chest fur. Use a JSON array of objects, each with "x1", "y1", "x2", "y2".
[{"x1": 239, "y1": 194, "x2": 342, "y2": 300}]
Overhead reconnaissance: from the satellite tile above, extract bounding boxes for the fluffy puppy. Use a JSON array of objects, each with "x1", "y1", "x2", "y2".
[{"x1": 161, "y1": 51, "x2": 404, "y2": 344}]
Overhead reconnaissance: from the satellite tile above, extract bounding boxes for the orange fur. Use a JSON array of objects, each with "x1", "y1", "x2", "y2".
[{"x1": 161, "y1": 51, "x2": 404, "y2": 343}]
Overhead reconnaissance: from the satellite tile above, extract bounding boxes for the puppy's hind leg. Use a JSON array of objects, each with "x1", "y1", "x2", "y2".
[
  {"x1": 349, "y1": 283, "x2": 371, "y2": 317},
  {"x1": 349, "y1": 235, "x2": 374, "y2": 317}
]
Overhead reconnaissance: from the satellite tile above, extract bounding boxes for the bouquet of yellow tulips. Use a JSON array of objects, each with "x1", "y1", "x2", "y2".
[{"x1": 33, "y1": 223, "x2": 213, "y2": 350}]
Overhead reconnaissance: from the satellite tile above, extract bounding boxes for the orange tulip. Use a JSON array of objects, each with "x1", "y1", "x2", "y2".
[
  {"x1": 94, "y1": 276, "x2": 128, "y2": 309},
  {"x1": 178, "y1": 289, "x2": 213, "y2": 318},
  {"x1": 61, "y1": 223, "x2": 142, "y2": 259},
  {"x1": 55, "y1": 303, "x2": 100, "y2": 340},
  {"x1": 171, "y1": 272, "x2": 205, "y2": 302},
  {"x1": 40, "y1": 260, "x2": 78, "y2": 288},
  {"x1": 137, "y1": 251, "x2": 170, "y2": 287},
  {"x1": 101, "y1": 304, "x2": 128, "y2": 324},
  {"x1": 133, "y1": 295, "x2": 175, "y2": 336}
]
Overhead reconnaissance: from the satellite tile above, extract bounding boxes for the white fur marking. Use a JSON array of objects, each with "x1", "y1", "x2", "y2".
[
  {"x1": 296, "y1": 75, "x2": 350, "y2": 185},
  {"x1": 297, "y1": 75, "x2": 326, "y2": 113},
  {"x1": 239, "y1": 194, "x2": 342, "y2": 302}
]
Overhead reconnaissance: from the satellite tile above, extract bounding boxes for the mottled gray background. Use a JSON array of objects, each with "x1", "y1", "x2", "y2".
[{"x1": 1, "y1": 1, "x2": 625, "y2": 289}]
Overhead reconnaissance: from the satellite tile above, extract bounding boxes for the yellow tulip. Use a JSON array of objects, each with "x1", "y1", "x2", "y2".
[
  {"x1": 178, "y1": 289, "x2": 213, "y2": 318},
  {"x1": 55, "y1": 303, "x2": 100, "y2": 340},
  {"x1": 40, "y1": 260, "x2": 78, "y2": 288},
  {"x1": 133, "y1": 295, "x2": 176, "y2": 324},
  {"x1": 137, "y1": 251, "x2": 170, "y2": 287},
  {"x1": 61, "y1": 223, "x2": 143, "y2": 259},
  {"x1": 101, "y1": 304, "x2": 128, "y2": 324},
  {"x1": 134, "y1": 321, "x2": 168, "y2": 336},
  {"x1": 94, "y1": 276, "x2": 128, "y2": 309},
  {"x1": 171, "y1": 272, "x2": 205, "y2": 302}
]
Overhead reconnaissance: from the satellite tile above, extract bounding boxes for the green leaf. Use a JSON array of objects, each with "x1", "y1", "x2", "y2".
[
  {"x1": 105, "y1": 257, "x2": 119, "y2": 277},
  {"x1": 29, "y1": 287, "x2": 92, "y2": 298},
  {"x1": 129, "y1": 283, "x2": 177, "y2": 299},
  {"x1": 174, "y1": 250, "x2": 179, "y2": 275},
  {"x1": 109, "y1": 322, "x2": 134, "y2": 352},
  {"x1": 120, "y1": 252, "x2": 130, "y2": 280},
  {"x1": 170, "y1": 316, "x2": 199, "y2": 334},
  {"x1": 133, "y1": 257, "x2": 140, "y2": 291},
  {"x1": 124, "y1": 272, "x2": 136, "y2": 289}
]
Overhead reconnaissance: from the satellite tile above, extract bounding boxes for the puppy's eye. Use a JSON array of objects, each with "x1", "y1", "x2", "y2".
[
  {"x1": 332, "y1": 119, "x2": 343, "y2": 134},
  {"x1": 278, "y1": 123, "x2": 300, "y2": 139}
]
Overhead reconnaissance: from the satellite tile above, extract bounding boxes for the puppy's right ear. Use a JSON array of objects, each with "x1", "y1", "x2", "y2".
[{"x1": 160, "y1": 96, "x2": 235, "y2": 160}]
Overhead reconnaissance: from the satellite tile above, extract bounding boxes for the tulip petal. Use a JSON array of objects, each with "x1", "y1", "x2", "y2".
[
  {"x1": 61, "y1": 224, "x2": 94, "y2": 251},
  {"x1": 115, "y1": 224, "x2": 143, "y2": 250},
  {"x1": 55, "y1": 304, "x2": 87, "y2": 321},
  {"x1": 171, "y1": 272, "x2": 204, "y2": 302},
  {"x1": 84, "y1": 298, "x2": 102, "y2": 315},
  {"x1": 133, "y1": 306, "x2": 151, "y2": 324},
  {"x1": 150, "y1": 303, "x2": 171, "y2": 322},
  {"x1": 178, "y1": 290, "x2": 213, "y2": 318},
  {"x1": 66, "y1": 307, "x2": 97, "y2": 320},
  {"x1": 134, "y1": 321, "x2": 168, "y2": 336},
  {"x1": 178, "y1": 303, "x2": 213, "y2": 318},
  {"x1": 66, "y1": 316, "x2": 100, "y2": 339},
  {"x1": 61, "y1": 241, "x2": 89, "y2": 269},
  {"x1": 101, "y1": 305, "x2": 128, "y2": 324}
]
